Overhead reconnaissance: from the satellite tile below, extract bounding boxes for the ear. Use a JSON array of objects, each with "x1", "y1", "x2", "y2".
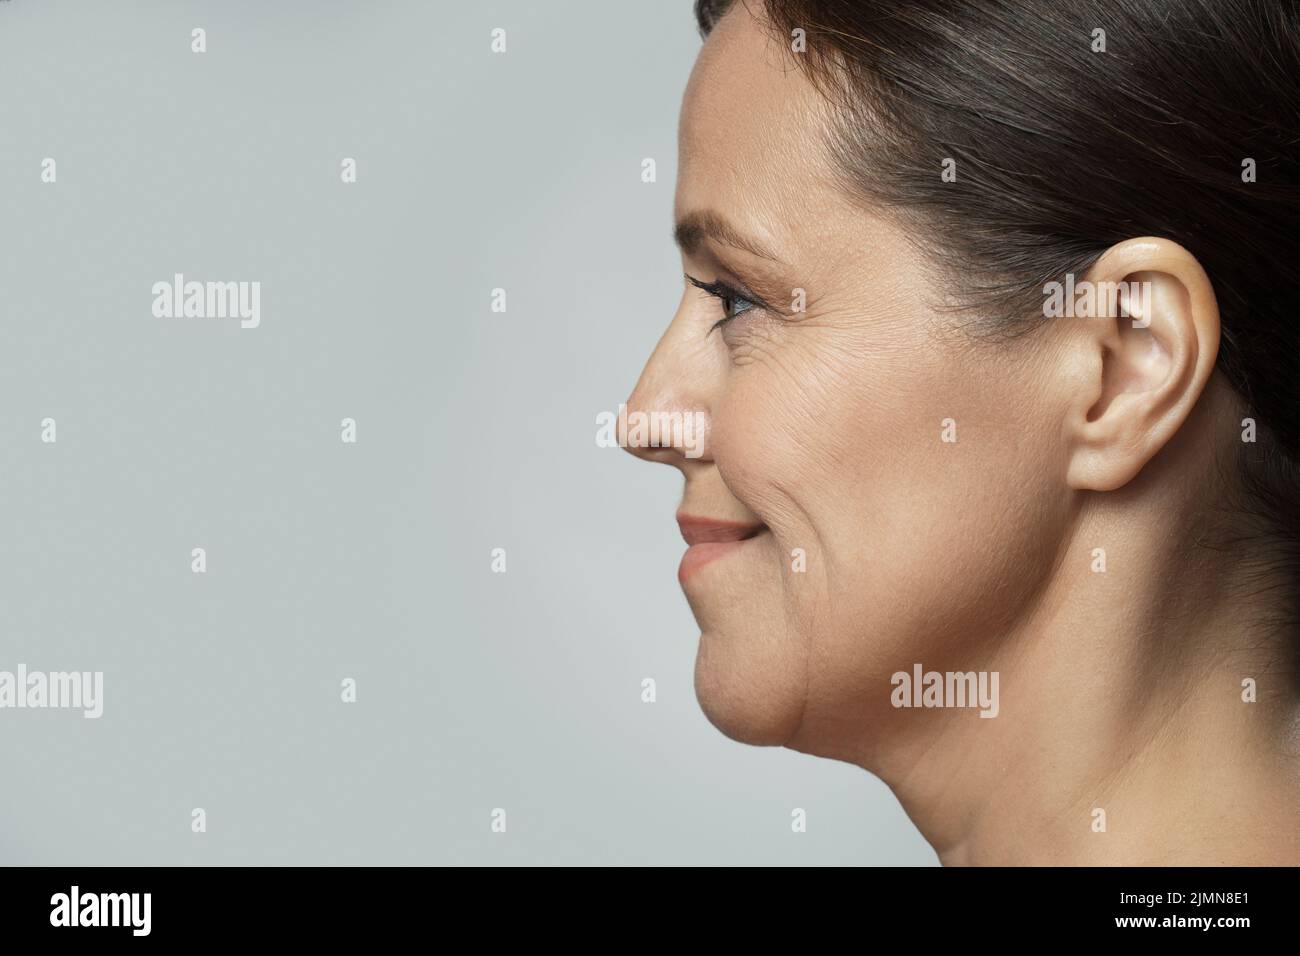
[{"x1": 1063, "y1": 238, "x2": 1221, "y2": 492}]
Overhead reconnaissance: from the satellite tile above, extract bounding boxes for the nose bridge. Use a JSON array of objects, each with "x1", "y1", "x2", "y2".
[{"x1": 621, "y1": 313, "x2": 712, "y2": 465}]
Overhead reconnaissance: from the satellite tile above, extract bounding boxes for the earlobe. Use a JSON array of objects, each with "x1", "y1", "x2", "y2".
[{"x1": 1063, "y1": 239, "x2": 1221, "y2": 492}]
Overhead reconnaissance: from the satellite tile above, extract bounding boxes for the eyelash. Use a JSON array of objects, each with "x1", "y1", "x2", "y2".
[{"x1": 686, "y1": 275, "x2": 763, "y2": 333}]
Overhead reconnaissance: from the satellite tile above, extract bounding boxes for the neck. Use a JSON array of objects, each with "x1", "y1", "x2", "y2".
[{"x1": 873, "y1": 420, "x2": 1300, "y2": 865}]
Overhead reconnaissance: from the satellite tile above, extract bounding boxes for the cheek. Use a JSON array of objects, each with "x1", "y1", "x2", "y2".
[
  {"x1": 722, "y1": 336, "x2": 1061, "y2": 568},
  {"x1": 709, "y1": 338, "x2": 1069, "y2": 741},
  {"x1": 713, "y1": 338, "x2": 916, "y2": 571},
  {"x1": 693, "y1": 360, "x2": 836, "y2": 748},
  {"x1": 708, "y1": 354, "x2": 862, "y2": 670},
  {"x1": 711, "y1": 344, "x2": 842, "y2": 527}
]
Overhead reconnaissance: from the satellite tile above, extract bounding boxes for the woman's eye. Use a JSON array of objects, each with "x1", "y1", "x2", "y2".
[
  {"x1": 720, "y1": 293, "x2": 756, "y2": 321},
  {"x1": 686, "y1": 274, "x2": 763, "y2": 333}
]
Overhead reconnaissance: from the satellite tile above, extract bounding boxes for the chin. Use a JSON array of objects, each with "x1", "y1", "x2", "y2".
[{"x1": 692, "y1": 628, "x2": 806, "y2": 746}]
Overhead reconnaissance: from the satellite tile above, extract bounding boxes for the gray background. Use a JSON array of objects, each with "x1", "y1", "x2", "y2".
[{"x1": 0, "y1": 0, "x2": 935, "y2": 865}]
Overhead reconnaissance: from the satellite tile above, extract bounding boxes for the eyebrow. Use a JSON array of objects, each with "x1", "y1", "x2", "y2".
[{"x1": 672, "y1": 210, "x2": 783, "y2": 263}]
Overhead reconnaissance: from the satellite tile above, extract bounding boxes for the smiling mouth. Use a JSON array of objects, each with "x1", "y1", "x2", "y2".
[{"x1": 676, "y1": 513, "x2": 767, "y2": 582}]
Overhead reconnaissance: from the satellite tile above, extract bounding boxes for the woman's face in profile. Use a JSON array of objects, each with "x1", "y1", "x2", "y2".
[
  {"x1": 625, "y1": 8, "x2": 1070, "y2": 756},
  {"x1": 622, "y1": 0, "x2": 1300, "y2": 869}
]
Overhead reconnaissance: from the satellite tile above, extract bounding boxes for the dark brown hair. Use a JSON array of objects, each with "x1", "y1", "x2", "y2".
[{"x1": 695, "y1": 0, "x2": 1300, "y2": 644}]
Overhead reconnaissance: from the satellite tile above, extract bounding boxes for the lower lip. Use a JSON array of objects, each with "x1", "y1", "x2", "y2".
[{"x1": 678, "y1": 536, "x2": 760, "y2": 584}]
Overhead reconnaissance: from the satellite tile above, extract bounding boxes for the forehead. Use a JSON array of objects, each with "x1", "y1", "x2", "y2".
[{"x1": 676, "y1": 5, "x2": 843, "y2": 246}]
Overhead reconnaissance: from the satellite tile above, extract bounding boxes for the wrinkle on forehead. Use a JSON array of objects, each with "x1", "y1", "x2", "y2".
[{"x1": 676, "y1": 3, "x2": 841, "y2": 242}]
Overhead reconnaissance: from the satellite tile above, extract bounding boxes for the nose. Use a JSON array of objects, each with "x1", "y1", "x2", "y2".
[{"x1": 621, "y1": 300, "x2": 717, "y2": 468}]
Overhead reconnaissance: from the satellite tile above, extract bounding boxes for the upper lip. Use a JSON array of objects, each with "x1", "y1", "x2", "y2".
[{"x1": 676, "y1": 513, "x2": 766, "y2": 546}]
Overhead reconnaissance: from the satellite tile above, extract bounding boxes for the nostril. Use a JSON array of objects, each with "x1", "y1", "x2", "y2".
[{"x1": 611, "y1": 400, "x2": 709, "y2": 462}]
